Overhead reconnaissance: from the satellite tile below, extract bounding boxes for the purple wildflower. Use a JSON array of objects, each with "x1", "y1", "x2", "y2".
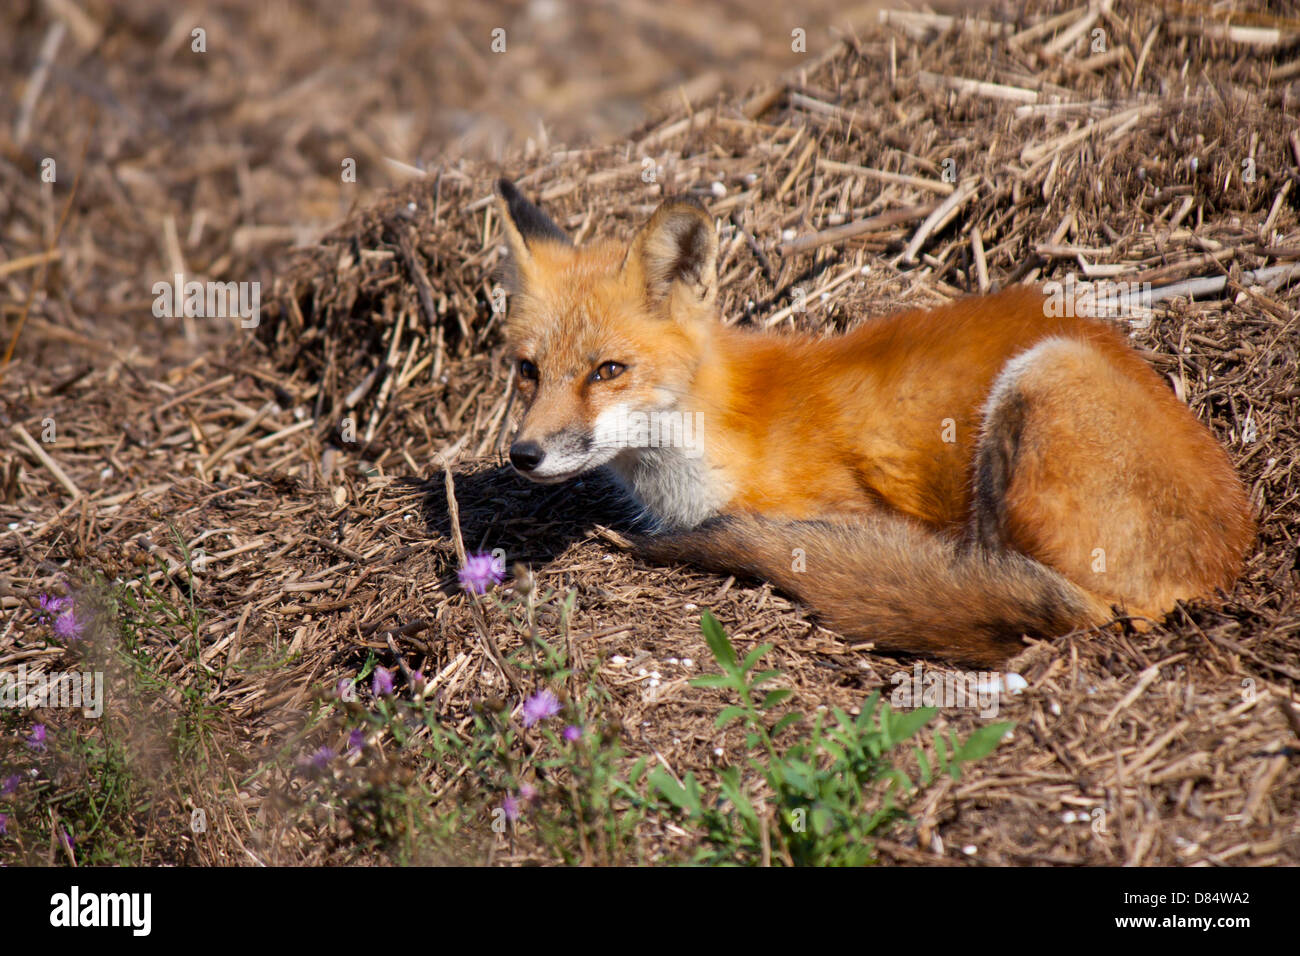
[
  {"x1": 0, "y1": 813, "x2": 7, "y2": 835},
  {"x1": 563, "y1": 724, "x2": 582, "y2": 743},
  {"x1": 521, "y1": 689, "x2": 561, "y2": 727},
  {"x1": 1, "y1": 774, "x2": 19, "y2": 796},
  {"x1": 347, "y1": 728, "x2": 366, "y2": 754},
  {"x1": 458, "y1": 552, "x2": 504, "y2": 594},
  {"x1": 519, "y1": 782, "x2": 538, "y2": 803},
  {"x1": 53, "y1": 606, "x2": 84, "y2": 643},
  {"x1": 502, "y1": 794, "x2": 520, "y2": 822},
  {"x1": 336, "y1": 678, "x2": 356, "y2": 701},
  {"x1": 26, "y1": 724, "x2": 47, "y2": 752},
  {"x1": 311, "y1": 746, "x2": 336, "y2": 771},
  {"x1": 36, "y1": 594, "x2": 70, "y2": 622},
  {"x1": 60, "y1": 827, "x2": 74, "y2": 850},
  {"x1": 371, "y1": 667, "x2": 394, "y2": 697}
]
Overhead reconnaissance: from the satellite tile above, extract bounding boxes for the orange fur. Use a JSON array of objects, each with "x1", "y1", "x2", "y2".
[{"x1": 493, "y1": 180, "x2": 1255, "y2": 664}]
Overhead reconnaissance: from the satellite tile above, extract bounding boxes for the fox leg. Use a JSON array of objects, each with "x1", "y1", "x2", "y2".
[{"x1": 971, "y1": 336, "x2": 1253, "y2": 619}]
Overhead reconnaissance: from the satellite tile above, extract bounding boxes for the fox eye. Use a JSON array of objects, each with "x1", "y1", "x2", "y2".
[
  {"x1": 591, "y1": 361, "x2": 626, "y2": 382},
  {"x1": 518, "y1": 359, "x2": 539, "y2": 381}
]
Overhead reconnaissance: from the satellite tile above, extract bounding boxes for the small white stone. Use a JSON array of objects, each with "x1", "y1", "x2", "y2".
[
  {"x1": 743, "y1": 172, "x2": 757, "y2": 185},
  {"x1": 1049, "y1": 700, "x2": 1062, "y2": 716},
  {"x1": 667, "y1": 657, "x2": 679, "y2": 665},
  {"x1": 1062, "y1": 811, "x2": 1077, "y2": 824},
  {"x1": 681, "y1": 658, "x2": 694, "y2": 668},
  {"x1": 100, "y1": 467, "x2": 113, "y2": 480},
  {"x1": 781, "y1": 228, "x2": 797, "y2": 242},
  {"x1": 683, "y1": 603, "x2": 698, "y2": 611},
  {"x1": 1004, "y1": 673, "x2": 1028, "y2": 695},
  {"x1": 710, "y1": 181, "x2": 727, "y2": 198},
  {"x1": 650, "y1": 671, "x2": 661, "y2": 680},
  {"x1": 714, "y1": 747, "x2": 724, "y2": 757},
  {"x1": 637, "y1": 667, "x2": 647, "y2": 677},
  {"x1": 860, "y1": 265, "x2": 871, "y2": 275},
  {"x1": 962, "y1": 844, "x2": 977, "y2": 856},
  {"x1": 649, "y1": 678, "x2": 660, "y2": 688},
  {"x1": 610, "y1": 655, "x2": 627, "y2": 666}
]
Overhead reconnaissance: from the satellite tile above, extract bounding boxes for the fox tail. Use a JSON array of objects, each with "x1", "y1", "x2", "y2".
[{"x1": 639, "y1": 513, "x2": 1112, "y2": 667}]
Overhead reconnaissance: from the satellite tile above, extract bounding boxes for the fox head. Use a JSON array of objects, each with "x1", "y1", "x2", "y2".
[{"x1": 494, "y1": 178, "x2": 717, "y2": 484}]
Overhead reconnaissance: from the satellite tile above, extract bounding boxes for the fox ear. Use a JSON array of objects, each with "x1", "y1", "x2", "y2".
[
  {"x1": 624, "y1": 198, "x2": 717, "y2": 311},
  {"x1": 494, "y1": 178, "x2": 571, "y2": 292}
]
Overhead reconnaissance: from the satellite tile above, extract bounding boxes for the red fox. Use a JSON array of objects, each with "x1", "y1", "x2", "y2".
[{"x1": 493, "y1": 179, "x2": 1255, "y2": 666}]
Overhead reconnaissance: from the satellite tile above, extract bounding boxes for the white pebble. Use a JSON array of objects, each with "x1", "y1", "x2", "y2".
[
  {"x1": 781, "y1": 228, "x2": 797, "y2": 242},
  {"x1": 610, "y1": 655, "x2": 627, "y2": 666},
  {"x1": 637, "y1": 667, "x2": 647, "y2": 677},
  {"x1": 1062, "y1": 811, "x2": 1077, "y2": 824},
  {"x1": 1004, "y1": 673, "x2": 1028, "y2": 695},
  {"x1": 713, "y1": 747, "x2": 724, "y2": 757},
  {"x1": 681, "y1": 658, "x2": 694, "y2": 668},
  {"x1": 710, "y1": 181, "x2": 727, "y2": 198},
  {"x1": 962, "y1": 845, "x2": 977, "y2": 856},
  {"x1": 683, "y1": 603, "x2": 697, "y2": 611}
]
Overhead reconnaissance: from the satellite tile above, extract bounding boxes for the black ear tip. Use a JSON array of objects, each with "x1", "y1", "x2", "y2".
[{"x1": 495, "y1": 178, "x2": 517, "y2": 200}]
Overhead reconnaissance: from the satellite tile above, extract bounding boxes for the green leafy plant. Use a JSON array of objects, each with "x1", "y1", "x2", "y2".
[{"x1": 649, "y1": 610, "x2": 1013, "y2": 865}]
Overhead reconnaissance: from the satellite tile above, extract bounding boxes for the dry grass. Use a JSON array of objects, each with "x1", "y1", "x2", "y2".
[{"x1": 1, "y1": 0, "x2": 1298, "y2": 865}]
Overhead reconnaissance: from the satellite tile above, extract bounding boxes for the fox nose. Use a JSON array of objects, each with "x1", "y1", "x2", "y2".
[{"x1": 510, "y1": 440, "x2": 545, "y2": 472}]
